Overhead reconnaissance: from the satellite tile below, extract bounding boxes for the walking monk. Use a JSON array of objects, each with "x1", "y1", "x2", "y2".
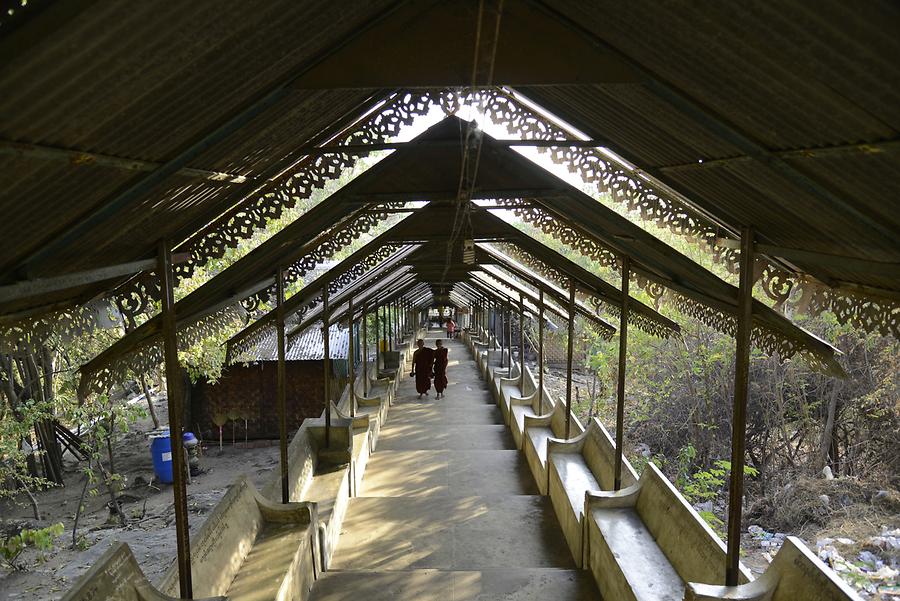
[
  {"x1": 410, "y1": 339, "x2": 434, "y2": 399},
  {"x1": 433, "y1": 339, "x2": 449, "y2": 399}
]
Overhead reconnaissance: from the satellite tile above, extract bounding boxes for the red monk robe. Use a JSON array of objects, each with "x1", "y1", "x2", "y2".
[
  {"x1": 433, "y1": 345, "x2": 449, "y2": 395},
  {"x1": 411, "y1": 344, "x2": 435, "y2": 395}
]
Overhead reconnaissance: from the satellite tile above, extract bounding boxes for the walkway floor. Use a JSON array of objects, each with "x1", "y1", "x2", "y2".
[{"x1": 309, "y1": 332, "x2": 601, "y2": 600}]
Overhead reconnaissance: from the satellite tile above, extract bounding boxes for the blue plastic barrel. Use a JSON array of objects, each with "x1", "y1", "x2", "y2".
[{"x1": 149, "y1": 430, "x2": 174, "y2": 484}]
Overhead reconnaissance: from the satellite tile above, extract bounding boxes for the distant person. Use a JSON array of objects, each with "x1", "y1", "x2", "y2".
[
  {"x1": 433, "y1": 339, "x2": 449, "y2": 399},
  {"x1": 446, "y1": 318, "x2": 456, "y2": 339},
  {"x1": 410, "y1": 339, "x2": 435, "y2": 399}
]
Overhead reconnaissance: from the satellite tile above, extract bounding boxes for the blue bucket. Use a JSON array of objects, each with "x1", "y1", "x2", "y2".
[{"x1": 149, "y1": 431, "x2": 174, "y2": 484}]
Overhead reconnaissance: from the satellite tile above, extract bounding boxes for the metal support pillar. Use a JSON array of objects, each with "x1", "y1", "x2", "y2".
[
  {"x1": 565, "y1": 281, "x2": 575, "y2": 439},
  {"x1": 385, "y1": 303, "x2": 391, "y2": 350},
  {"x1": 519, "y1": 294, "x2": 525, "y2": 390},
  {"x1": 276, "y1": 266, "x2": 289, "y2": 503},
  {"x1": 614, "y1": 257, "x2": 630, "y2": 491},
  {"x1": 323, "y1": 286, "x2": 331, "y2": 448},
  {"x1": 373, "y1": 303, "x2": 379, "y2": 369},
  {"x1": 726, "y1": 226, "x2": 754, "y2": 586},
  {"x1": 362, "y1": 304, "x2": 369, "y2": 396},
  {"x1": 500, "y1": 308, "x2": 506, "y2": 367},
  {"x1": 507, "y1": 306, "x2": 513, "y2": 376},
  {"x1": 492, "y1": 305, "x2": 498, "y2": 351},
  {"x1": 378, "y1": 305, "x2": 391, "y2": 352},
  {"x1": 158, "y1": 240, "x2": 192, "y2": 599},
  {"x1": 538, "y1": 289, "x2": 544, "y2": 416},
  {"x1": 348, "y1": 296, "x2": 355, "y2": 417}
]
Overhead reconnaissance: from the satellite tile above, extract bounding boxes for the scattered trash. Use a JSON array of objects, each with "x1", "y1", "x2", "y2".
[{"x1": 815, "y1": 528, "x2": 900, "y2": 598}]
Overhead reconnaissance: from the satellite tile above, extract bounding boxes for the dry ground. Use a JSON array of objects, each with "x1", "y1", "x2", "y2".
[{"x1": 0, "y1": 392, "x2": 279, "y2": 601}]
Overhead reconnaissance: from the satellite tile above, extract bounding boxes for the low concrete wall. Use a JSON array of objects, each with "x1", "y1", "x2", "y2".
[
  {"x1": 636, "y1": 463, "x2": 745, "y2": 586},
  {"x1": 159, "y1": 475, "x2": 317, "y2": 600},
  {"x1": 546, "y1": 419, "x2": 632, "y2": 568},
  {"x1": 687, "y1": 536, "x2": 862, "y2": 601},
  {"x1": 62, "y1": 541, "x2": 225, "y2": 601}
]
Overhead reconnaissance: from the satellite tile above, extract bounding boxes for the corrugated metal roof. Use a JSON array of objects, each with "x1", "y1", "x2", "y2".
[
  {"x1": 513, "y1": 0, "x2": 900, "y2": 298},
  {"x1": 1, "y1": 0, "x2": 897, "y2": 350},
  {"x1": 0, "y1": 0, "x2": 392, "y2": 297},
  {"x1": 248, "y1": 322, "x2": 348, "y2": 362}
]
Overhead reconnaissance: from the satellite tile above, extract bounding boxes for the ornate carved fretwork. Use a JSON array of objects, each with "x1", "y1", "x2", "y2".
[
  {"x1": 0, "y1": 301, "x2": 117, "y2": 355},
  {"x1": 82, "y1": 216, "x2": 401, "y2": 394},
  {"x1": 469, "y1": 88, "x2": 897, "y2": 339},
  {"x1": 494, "y1": 243, "x2": 675, "y2": 339},
  {"x1": 79, "y1": 304, "x2": 246, "y2": 397},
  {"x1": 228, "y1": 244, "x2": 403, "y2": 363}
]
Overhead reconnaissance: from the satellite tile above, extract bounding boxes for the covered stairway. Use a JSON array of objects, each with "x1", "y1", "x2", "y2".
[
  {"x1": 3, "y1": 3, "x2": 894, "y2": 600},
  {"x1": 311, "y1": 332, "x2": 599, "y2": 600}
]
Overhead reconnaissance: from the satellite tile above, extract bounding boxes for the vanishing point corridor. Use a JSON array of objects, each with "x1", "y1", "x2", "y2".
[{"x1": 310, "y1": 333, "x2": 601, "y2": 600}]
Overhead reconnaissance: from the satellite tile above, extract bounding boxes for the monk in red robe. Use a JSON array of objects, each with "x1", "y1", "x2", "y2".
[
  {"x1": 410, "y1": 339, "x2": 435, "y2": 399},
  {"x1": 433, "y1": 339, "x2": 449, "y2": 399}
]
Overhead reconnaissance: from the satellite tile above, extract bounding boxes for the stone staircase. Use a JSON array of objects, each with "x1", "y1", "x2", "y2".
[{"x1": 308, "y1": 332, "x2": 601, "y2": 600}]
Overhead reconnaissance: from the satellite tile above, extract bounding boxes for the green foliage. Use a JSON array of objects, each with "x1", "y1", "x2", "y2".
[{"x1": 0, "y1": 523, "x2": 64, "y2": 569}]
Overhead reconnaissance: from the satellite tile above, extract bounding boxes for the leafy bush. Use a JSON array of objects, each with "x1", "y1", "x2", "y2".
[{"x1": 0, "y1": 523, "x2": 64, "y2": 569}]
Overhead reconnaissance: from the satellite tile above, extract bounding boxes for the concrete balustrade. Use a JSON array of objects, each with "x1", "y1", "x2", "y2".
[
  {"x1": 547, "y1": 419, "x2": 637, "y2": 568},
  {"x1": 586, "y1": 462, "x2": 751, "y2": 600},
  {"x1": 65, "y1": 328, "x2": 857, "y2": 601},
  {"x1": 686, "y1": 535, "x2": 863, "y2": 601},
  {"x1": 157, "y1": 475, "x2": 319, "y2": 600},
  {"x1": 522, "y1": 401, "x2": 575, "y2": 495},
  {"x1": 61, "y1": 542, "x2": 225, "y2": 601}
]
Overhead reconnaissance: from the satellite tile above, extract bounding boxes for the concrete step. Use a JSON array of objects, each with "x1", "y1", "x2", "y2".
[
  {"x1": 384, "y1": 404, "x2": 502, "y2": 425},
  {"x1": 311, "y1": 568, "x2": 601, "y2": 600},
  {"x1": 331, "y1": 495, "x2": 572, "y2": 571},
  {"x1": 360, "y1": 450, "x2": 537, "y2": 497},
  {"x1": 376, "y1": 424, "x2": 514, "y2": 451}
]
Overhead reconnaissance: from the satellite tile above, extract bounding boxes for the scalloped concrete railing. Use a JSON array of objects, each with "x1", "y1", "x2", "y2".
[
  {"x1": 61, "y1": 541, "x2": 225, "y2": 601},
  {"x1": 460, "y1": 329, "x2": 860, "y2": 601}
]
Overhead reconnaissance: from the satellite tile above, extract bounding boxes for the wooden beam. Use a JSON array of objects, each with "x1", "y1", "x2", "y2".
[
  {"x1": 0, "y1": 253, "x2": 190, "y2": 303},
  {"x1": 298, "y1": 138, "x2": 611, "y2": 154},
  {"x1": 658, "y1": 138, "x2": 900, "y2": 173},
  {"x1": 0, "y1": 140, "x2": 249, "y2": 183},
  {"x1": 344, "y1": 188, "x2": 568, "y2": 203},
  {"x1": 715, "y1": 238, "x2": 900, "y2": 278}
]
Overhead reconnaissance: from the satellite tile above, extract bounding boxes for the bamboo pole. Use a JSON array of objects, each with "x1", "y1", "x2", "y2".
[
  {"x1": 158, "y1": 240, "x2": 192, "y2": 599},
  {"x1": 614, "y1": 257, "x2": 630, "y2": 491},
  {"x1": 726, "y1": 226, "x2": 754, "y2": 586}
]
